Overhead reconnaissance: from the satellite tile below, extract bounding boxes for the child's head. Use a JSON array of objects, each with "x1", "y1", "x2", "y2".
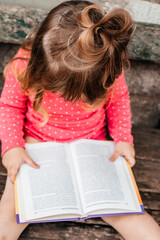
[{"x1": 14, "y1": 1, "x2": 134, "y2": 111}]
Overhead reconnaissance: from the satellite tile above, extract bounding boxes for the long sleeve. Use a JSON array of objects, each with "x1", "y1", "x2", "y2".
[
  {"x1": 0, "y1": 59, "x2": 28, "y2": 157},
  {"x1": 106, "y1": 70, "x2": 133, "y2": 145}
]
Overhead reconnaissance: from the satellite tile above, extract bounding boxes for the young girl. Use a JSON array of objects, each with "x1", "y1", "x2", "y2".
[{"x1": 0, "y1": 1, "x2": 160, "y2": 239}]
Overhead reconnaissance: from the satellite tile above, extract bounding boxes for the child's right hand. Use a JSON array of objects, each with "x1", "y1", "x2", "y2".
[{"x1": 2, "y1": 147, "x2": 39, "y2": 184}]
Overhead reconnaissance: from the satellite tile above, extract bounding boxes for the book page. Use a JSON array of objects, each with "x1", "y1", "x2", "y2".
[
  {"x1": 71, "y1": 140, "x2": 141, "y2": 214},
  {"x1": 17, "y1": 142, "x2": 82, "y2": 221}
]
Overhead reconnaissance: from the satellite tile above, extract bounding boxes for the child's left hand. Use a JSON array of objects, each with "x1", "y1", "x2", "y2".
[{"x1": 110, "y1": 142, "x2": 136, "y2": 167}]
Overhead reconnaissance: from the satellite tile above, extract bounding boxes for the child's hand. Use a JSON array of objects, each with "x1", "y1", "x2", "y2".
[
  {"x1": 2, "y1": 147, "x2": 39, "y2": 184},
  {"x1": 110, "y1": 142, "x2": 135, "y2": 167}
]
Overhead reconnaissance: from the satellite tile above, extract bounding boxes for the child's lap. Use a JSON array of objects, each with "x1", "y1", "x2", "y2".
[{"x1": 25, "y1": 136, "x2": 41, "y2": 144}]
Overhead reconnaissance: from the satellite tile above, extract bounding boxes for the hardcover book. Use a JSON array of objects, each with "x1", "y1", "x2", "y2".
[{"x1": 14, "y1": 139, "x2": 144, "y2": 224}]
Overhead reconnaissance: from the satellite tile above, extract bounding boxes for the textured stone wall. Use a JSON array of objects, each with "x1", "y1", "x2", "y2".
[
  {"x1": 125, "y1": 61, "x2": 160, "y2": 127},
  {"x1": 0, "y1": 43, "x2": 159, "y2": 128}
]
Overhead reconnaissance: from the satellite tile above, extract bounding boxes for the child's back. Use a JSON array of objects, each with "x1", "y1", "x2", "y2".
[{"x1": 0, "y1": 47, "x2": 133, "y2": 157}]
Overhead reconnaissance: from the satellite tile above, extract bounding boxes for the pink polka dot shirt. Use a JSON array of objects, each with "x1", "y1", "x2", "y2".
[{"x1": 0, "y1": 48, "x2": 133, "y2": 157}]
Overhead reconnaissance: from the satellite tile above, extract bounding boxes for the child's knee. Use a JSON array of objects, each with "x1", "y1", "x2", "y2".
[
  {"x1": 0, "y1": 235, "x2": 7, "y2": 240},
  {"x1": 0, "y1": 198, "x2": 16, "y2": 224},
  {"x1": 0, "y1": 208, "x2": 26, "y2": 240},
  {"x1": 0, "y1": 208, "x2": 16, "y2": 227},
  {"x1": 0, "y1": 216, "x2": 15, "y2": 239}
]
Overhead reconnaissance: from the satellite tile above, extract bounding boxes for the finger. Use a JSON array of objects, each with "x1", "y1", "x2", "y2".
[
  {"x1": 124, "y1": 155, "x2": 136, "y2": 167},
  {"x1": 110, "y1": 151, "x2": 120, "y2": 162},
  {"x1": 24, "y1": 156, "x2": 39, "y2": 168},
  {"x1": 8, "y1": 167, "x2": 18, "y2": 184},
  {"x1": 9, "y1": 175, "x2": 15, "y2": 184},
  {"x1": 128, "y1": 156, "x2": 136, "y2": 167}
]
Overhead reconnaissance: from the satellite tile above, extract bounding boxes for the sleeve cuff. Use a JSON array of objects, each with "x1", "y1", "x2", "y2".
[
  {"x1": 1, "y1": 141, "x2": 26, "y2": 158},
  {"x1": 113, "y1": 135, "x2": 134, "y2": 146}
]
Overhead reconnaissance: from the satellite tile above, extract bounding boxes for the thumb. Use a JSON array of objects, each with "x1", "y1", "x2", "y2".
[
  {"x1": 127, "y1": 156, "x2": 136, "y2": 167},
  {"x1": 110, "y1": 150, "x2": 120, "y2": 162},
  {"x1": 24, "y1": 154, "x2": 39, "y2": 169}
]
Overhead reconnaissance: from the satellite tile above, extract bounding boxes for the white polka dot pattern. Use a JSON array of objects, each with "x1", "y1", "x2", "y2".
[
  {"x1": 0, "y1": 49, "x2": 133, "y2": 157},
  {"x1": 105, "y1": 70, "x2": 133, "y2": 144}
]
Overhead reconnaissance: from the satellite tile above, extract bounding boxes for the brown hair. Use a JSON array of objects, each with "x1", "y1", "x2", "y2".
[{"x1": 4, "y1": 0, "x2": 135, "y2": 126}]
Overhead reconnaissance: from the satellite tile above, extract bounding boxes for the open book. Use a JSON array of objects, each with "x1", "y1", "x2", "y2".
[{"x1": 15, "y1": 139, "x2": 144, "y2": 224}]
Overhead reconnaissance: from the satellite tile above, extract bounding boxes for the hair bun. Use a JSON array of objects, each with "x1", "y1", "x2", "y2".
[
  {"x1": 77, "y1": 5, "x2": 134, "y2": 67},
  {"x1": 77, "y1": 4, "x2": 105, "y2": 28},
  {"x1": 77, "y1": 5, "x2": 107, "y2": 65},
  {"x1": 98, "y1": 8, "x2": 134, "y2": 42}
]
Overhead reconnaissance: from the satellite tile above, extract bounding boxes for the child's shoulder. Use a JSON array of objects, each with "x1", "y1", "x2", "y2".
[
  {"x1": 10, "y1": 47, "x2": 31, "y2": 73},
  {"x1": 15, "y1": 47, "x2": 31, "y2": 59}
]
